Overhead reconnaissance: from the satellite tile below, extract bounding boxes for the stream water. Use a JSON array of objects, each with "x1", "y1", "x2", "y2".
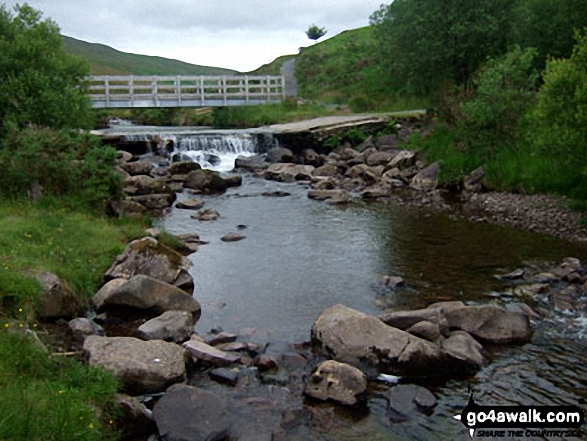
[{"x1": 130, "y1": 127, "x2": 587, "y2": 440}]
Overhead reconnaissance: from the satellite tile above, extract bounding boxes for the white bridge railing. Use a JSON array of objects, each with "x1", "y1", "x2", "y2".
[{"x1": 87, "y1": 75, "x2": 286, "y2": 108}]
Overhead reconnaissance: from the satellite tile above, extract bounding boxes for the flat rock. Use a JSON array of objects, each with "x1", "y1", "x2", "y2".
[
  {"x1": 207, "y1": 332, "x2": 237, "y2": 346},
  {"x1": 304, "y1": 360, "x2": 367, "y2": 406},
  {"x1": 83, "y1": 336, "x2": 186, "y2": 394},
  {"x1": 175, "y1": 198, "x2": 205, "y2": 210},
  {"x1": 405, "y1": 321, "x2": 441, "y2": 342},
  {"x1": 387, "y1": 384, "x2": 437, "y2": 420},
  {"x1": 153, "y1": 384, "x2": 232, "y2": 441},
  {"x1": 221, "y1": 232, "x2": 246, "y2": 242},
  {"x1": 191, "y1": 209, "x2": 220, "y2": 221},
  {"x1": 137, "y1": 310, "x2": 195, "y2": 343},
  {"x1": 183, "y1": 336, "x2": 240, "y2": 366},
  {"x1": 210, "y1": 367, "x2": 240, "y2": 386},
  {"x1": 93, "y1": 275, "x2": 201, "y2": 318}
]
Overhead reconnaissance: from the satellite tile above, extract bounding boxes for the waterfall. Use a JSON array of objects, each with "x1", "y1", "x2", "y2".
[{"x1": 170, "y1": 131, "x2": 278, "y2": 172}]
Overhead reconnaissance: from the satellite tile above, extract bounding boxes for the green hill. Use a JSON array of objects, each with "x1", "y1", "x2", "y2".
[
  {"x1": 63, "y1": 35, "x2": 238, "y2": 76},
  {"x1": 246, "y1": 54, "x2": 297, "y2": 76}
]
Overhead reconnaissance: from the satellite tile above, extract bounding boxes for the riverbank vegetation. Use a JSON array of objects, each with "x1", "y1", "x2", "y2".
[{"x1": 0, "y1": 4, "x2": 148, "y2": 439}]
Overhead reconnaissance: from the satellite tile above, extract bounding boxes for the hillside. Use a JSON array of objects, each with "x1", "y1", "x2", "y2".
[{"x1": 63, "y1": 36, "x2": 238, "y2": 76}]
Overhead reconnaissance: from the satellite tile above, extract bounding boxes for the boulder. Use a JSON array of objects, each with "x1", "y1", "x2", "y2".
[
  {"x1": 311, "y1": 305, "x2": 449, "y2": 377},
  {"x1": 310, "y1": 177, "x2": 337, "y2": 190},
  {"x1": 191, "y1": 209, "x2": 220, "y2": 221},
  {"x1": 366, "y1": 151, "x2": 394, "y2": 167},
  {"x1": 340, "y1": 147, "x2": 359, "y2": 161},
  {"x1": 168, "y1": 161, "x2": 201, "y2": 176},
  {"x1": 153, "y1": 384, "x2": 232, "y2": 441},
  {"x1": 375, "y1": 134, "x2": 399, "y2": 151},
  {"x1": 210, "y1": 367, "x2": 240, "y2": 386},
  {"x1": 464, "y1": 166, "x2": 485, "y2": 192},
  {"x1": 267, "y1": 147, "x2": 294, "y2": 163},
  {"x1": 104, "y1": 237, "x2": 192, "y2": 289},
  {"x1": 264, "y1": 163, "x2": 315, "y2": 182},
  {"x1": 221, "y1": 232, "x2": 246, "y2": 242},
  {"x1": 137, "y1": 310, "x2": 196, "y2": 343},
  {"x1": 115, "y1": 394, "x2": 157, "y2": 439},
  {"x1": 94, "y1": 275, "x2": 201, "y2": 317},
  {"x1": 410, "y1": 162, "x2": 440, "y2": 191},
  {"x1": 405, "y1": 321, "x2": 441, "y2": 342},
  {"x1": 387, "y1": 384, "x2": 437, "y2": 420},
  {"x1": 83, "y1": 336, "x2": 187, "y2": 394},
  {"x1": 175, "y1": 198, "x2": 205, "y2": 210},
  {"x1": 445, "y1": 305, "x2": 532, "y2": 344},
  {"x1": 235, "y1": 155, "x2": 269, "y2": 172},
  {"x1": 313, "y1": 164, "x2": 340, "y2": 177},
  {"x1": 121, "y1": 161, "x2": 154, "y2": 176},
  {"x1": 441, "y1": 331, "x2": 484, "y2": 371},
  {"x1": 127, "y1": 193, "x2": 175, "y2": 210},
  {"x1": 301, "y1": 148, "x2": 323, "y2": 167},
  {"x1": 304, "y1": 360, "x2": 367, "y2": 406},
  {"x1": 69, "y1": 318, "x2": 98, "y2": 341},
  {"x1": 183, "y1": 336, "x2": 240, "y2": 366},
  {"x1": 36, "y1": 272, "x2": 82, "y2": 319},
  {"x1": 388, "y1": 151, "x2": 416, "y2": 170},
  {"x1": 184, "y1": 169, "x2": 237, "y2": 193}
]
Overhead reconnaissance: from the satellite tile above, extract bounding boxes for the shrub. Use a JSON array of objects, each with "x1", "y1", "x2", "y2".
[{"x1": 0, "y1": 128, "x2": 122, "y2": 211}]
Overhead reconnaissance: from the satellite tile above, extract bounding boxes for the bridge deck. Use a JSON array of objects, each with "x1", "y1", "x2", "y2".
[{"x1": 87, "y1": 75, "x2": 286, "y2": 108}]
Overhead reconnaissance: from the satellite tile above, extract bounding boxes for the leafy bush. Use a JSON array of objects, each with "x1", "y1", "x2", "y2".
[{"x1": 0, "y1": 128, "x2": 122, "y2": 211}]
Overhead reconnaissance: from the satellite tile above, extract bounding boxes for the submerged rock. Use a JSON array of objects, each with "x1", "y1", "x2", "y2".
[
  {"x1": 387, "y1": 384, "x2": 437, "y2": 420},
  {"x1": 153, "y1": 384, "x2": 233, "y2": 441},
  {"x1": 221, "y1": 232, "x2": 246, "y2": 242},
  {"x1": 175, "y1": 198, "x2": 205, "y2": 210},
  {"x1": 304, "y1": 360, "x2": 367, "y2": 406},
  {"x1": 83, "y1": 336, "x2": 187, "y2": 394},
  {"x1": 191, "y1": 209, "x2": 220, "y2": 221}
]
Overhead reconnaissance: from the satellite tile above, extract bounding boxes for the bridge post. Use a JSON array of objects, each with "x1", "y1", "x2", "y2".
[
  {"x1": 105, "y1": 77, "x2": 110, "y2": 107},
  {"x1": 222, "y1": 76, "x2": 227, "y2": 106},
  {"x1": 176, "y1": 75, "x2": 181, "y2": 106},
  {"x1": 200, "y1": 77, "x2": 204, "y2": 106},
  {"x1": 281, "y1": 75, "x2": 286, "y2": 101},
  {"x1": 152, "y1": 76, "x2": 158, "y2": 107},
  {"x1": 129, "y1": 75, "x2": 134, "y2": 106},
  {"x1": 245, "y1": 76, "x2": 249, "y2": 105}
]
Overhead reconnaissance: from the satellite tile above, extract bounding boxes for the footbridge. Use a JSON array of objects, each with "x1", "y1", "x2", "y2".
[{"x1": 87, "y1": 75, "x2": 286, "y2": 108}]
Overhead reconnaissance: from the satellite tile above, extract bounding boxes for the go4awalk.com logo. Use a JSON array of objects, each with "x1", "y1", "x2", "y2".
[{"x1": 453, "y1": 394, "x2": 585, "y2": 438}]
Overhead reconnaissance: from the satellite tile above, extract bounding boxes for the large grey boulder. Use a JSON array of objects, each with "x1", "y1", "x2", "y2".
[
  {"x1": 36, "y1": 272, "x2": 82, "y2": 319},
  {"x1": 83, "y1": 336, "x2": 187, "y2": 394},
  {"x1": 93, "y1": 275, "x2": 201, "y2": 318},
  {"x1": 388, "y1": 151, "x2": 416, "y2": 170},
  {"x1": 137, "y1": 311, "x2": 196, "y2": 343},
  {"x1": 311, "y1": 304, "x2": 448, "y2": 377},
  {"x1": 445, "y1": 305, "x2": 532, "y2": 344},
  {"x1": 121, "y1": 161, "x2": 154, "y2": 176},
  {"x1": 267, "y1": 147, "x2": 294, "y2": 163},
  {"x1": 304, "y1": 360, "x2": 367, "y2": 406},
  {"x1": 234, "y1": 155, "x2": 269, "y2": 172},
  {"x1": 104, "y1": 237, "x2": 192, "y2": 289},
  {"x1": 153, "y1": 384, "x2": 233, "y2": 441},
  {"x1": 366, "y1": 151, "x2": 394, "y2": 167}
]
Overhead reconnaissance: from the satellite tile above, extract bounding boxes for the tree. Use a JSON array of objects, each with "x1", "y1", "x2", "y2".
[
  {"x1": 370, "y1": 0, "x2": 514, "y2": 97},
  {"x1": 0, "y1": 3, "x2": 92, "y2": 133},
  {"x1": 306, "y1": 24, "x2": 327, "y2": 42},
  {"x1": 511, "y1": 0, "x2": 587, "y2": 71}
]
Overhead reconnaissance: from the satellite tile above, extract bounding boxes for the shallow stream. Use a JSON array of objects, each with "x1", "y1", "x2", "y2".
[{"x1": 158, "y1": 174, "x2": 587, "y2": 440}]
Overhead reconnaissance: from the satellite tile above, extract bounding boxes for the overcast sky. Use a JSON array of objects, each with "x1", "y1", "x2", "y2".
[{"x1": 2, "y1": 0, "x2": 387, "y2": 72}]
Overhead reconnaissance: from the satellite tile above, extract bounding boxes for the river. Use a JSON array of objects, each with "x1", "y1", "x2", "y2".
[{"x1": 129, "y1": 126, "x2": 587, "y2": 439}]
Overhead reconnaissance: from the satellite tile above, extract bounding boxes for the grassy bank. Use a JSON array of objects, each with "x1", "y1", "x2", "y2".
[{"x1": 0, "y1": 200, "x2": 147, "y2": 439}]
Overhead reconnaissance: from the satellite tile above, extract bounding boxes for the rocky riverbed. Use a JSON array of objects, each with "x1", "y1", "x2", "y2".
[{"x1": 25, "y1": 122, "x2": 587, "y2": 440}]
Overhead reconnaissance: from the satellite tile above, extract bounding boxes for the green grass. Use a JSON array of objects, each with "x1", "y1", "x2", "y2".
[
  {"x1": 247, "y1": 54, "x2": 297, "y2": 76},
  {"x1": 0, "y1": 200, "x2": 147, "y2": 317},
  {"x1": 0, "y1": 330, "x2": 119, "y2": 441},
  {"x1": 63, "y1": 36, "x2": 238, "y2": 76}
]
